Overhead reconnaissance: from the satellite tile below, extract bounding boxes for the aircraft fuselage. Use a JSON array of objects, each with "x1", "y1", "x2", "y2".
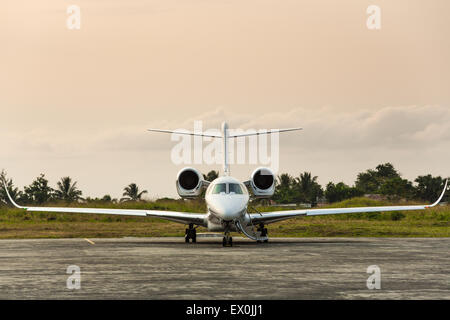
[{"x1": 204, "y1": 176, "x2": 250, "y2": 232}]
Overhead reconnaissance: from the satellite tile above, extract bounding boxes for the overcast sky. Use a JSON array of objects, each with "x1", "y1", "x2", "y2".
[{"x1": 1, "y1": 0, "x2": 449, "y2": 199}]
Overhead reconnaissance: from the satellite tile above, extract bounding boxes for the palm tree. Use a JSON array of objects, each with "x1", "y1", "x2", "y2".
[
  {"x1": 294, "y1": 172, "x2": 323, "y2": 205},
  {"x1": 121, "y1": 183, "x2": 148, "y2": 202},
  {"x1": 203, "y1": 170, "x2": 219, "y2": 182},
  {"x1": 54, "y1": 177, "x2": 83, "y2": 202},
  {"x1": 273, "y1": 173, "x2": 295, "y2": 203}
]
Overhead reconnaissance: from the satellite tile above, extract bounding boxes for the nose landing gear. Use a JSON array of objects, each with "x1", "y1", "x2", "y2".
[
  {"x1": 222, "y1": 232, "x2": 233, "y2": 247},
  {"x1": 185, "y1": 223, "x2": 197, "y2": 243}
]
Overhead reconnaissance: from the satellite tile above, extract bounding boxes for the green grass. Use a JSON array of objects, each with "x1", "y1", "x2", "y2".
[{"x1": 0, "y1": 198, "x2": 448, "y2": 238}]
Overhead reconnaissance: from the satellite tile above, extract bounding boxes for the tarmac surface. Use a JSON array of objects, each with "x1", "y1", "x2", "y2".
[{"x1": 0, "y1": 237, "x2": 448, "y2": 299}]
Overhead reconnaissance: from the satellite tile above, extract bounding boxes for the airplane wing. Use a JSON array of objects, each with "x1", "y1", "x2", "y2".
[
  {"x1": 2, "y1": 181, "x2": 206, "y2": 226},
  {"x1": 249, "y1": 179, "x2": 449, "y2": 225}
]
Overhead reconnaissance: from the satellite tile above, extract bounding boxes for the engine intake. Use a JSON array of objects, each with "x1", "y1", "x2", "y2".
[
  {"x1": 247, "y1": 167, "x2": 275, "y2": 198},
  {"x1": 176, "y1": 167, "x2": 206, "y2": 198}
]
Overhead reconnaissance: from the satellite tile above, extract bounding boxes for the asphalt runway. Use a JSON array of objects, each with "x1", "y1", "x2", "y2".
[{"x1": 0, "y1": 237, "x2": 448, "y2": 299}]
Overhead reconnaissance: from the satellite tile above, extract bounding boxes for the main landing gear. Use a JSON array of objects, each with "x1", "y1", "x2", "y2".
[
  {"x1": 222, "y1": 232, "x2": 233, "y2": 247},
  {"x1": 257, "y1": 224, "x2": 269, "y2": 243},
  {"x1": 185, "y1": 223, "x2": 197, "y2": 243}
]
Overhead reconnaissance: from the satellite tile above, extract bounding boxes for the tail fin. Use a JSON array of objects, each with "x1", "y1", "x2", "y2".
[{"x1": 148, "y1": 123, "x2": 302, "y2": 176}]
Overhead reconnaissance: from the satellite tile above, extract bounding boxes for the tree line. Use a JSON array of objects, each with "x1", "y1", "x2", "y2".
[
  {"x1": 0, "y1": 171, "x2": 148, "y2": 205},
  {"x1": 1, "y1": 163, "x2": 448, "y2": 206},
  {"x1": 272, "y1": 163, "x2": 449, "y2": 205}
]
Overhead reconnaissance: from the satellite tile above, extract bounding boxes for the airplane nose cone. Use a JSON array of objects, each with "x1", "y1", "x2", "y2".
[
  {"x1": 209, "y1": 199, "x2": 246, "y2": 221},
  {"x1": 212, "y1": 205, "x2": 236, "y2": 221}
]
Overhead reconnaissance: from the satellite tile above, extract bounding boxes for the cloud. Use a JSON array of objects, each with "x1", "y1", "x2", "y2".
[
  {"x1": 1, "y1": 105, "x2": 448, "y2": 198},
  {"x1": 240, "y1": 105, "x2": 450, "y2": 151},
  {"x1": 2, "y1": 105, "x2": 448, "y2": 156}
]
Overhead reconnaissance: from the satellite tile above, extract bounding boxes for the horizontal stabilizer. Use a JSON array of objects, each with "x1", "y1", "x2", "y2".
[
  {"x1": 147, "y1": 129, "x2": 221, "y2": 138},
  {"x1": 228, "y1": 127, "x2": 303, "y2": 138}
]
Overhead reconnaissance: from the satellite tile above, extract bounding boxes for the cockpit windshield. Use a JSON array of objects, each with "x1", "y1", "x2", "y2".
[
  {"x1": 212, "y1": 183, "x2": 227, "y2": 194},
  {"x1": 210, "y1": 182, "x2": 246, "y2": 195},
  {"x1": 228, "y1": 183, "x2": 243, "y2": 194}
]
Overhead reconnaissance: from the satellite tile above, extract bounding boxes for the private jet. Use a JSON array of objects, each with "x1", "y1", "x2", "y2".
[{"x1": 3, "y1": 122, "x2": 448, "y2": 246}]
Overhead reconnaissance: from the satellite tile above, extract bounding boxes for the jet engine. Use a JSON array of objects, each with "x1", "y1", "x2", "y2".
[
  {"x1": 176, "y1": 167, "x2": 208, "y2": 198},
  {"x1": 247, "y1": 167, "x2": 275, "y2": 198}
]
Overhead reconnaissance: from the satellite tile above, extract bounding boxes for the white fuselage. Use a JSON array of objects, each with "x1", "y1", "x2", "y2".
[{"x1": 204, "y1": 176, "x2": 250, "y2": 231}]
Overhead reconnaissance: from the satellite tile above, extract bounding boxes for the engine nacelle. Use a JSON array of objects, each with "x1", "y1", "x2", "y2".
[
  {"x1": 247, "y1": 167, "x2": 275, "y2": 198},
  {"x1": 176, "y1": 167, "x2": 206, "y2": 198}
]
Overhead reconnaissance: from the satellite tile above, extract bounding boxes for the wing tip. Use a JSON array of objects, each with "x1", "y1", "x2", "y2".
[
  {"x1": 429, "y1": 178, "x2": 448, "y2": 208},
  {"x1": 1, "y1": 178, "x2": 25, "y2": 209}
]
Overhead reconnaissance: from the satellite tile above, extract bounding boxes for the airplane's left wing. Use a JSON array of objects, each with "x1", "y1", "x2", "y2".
[
  {"x1": 2, "y1": 181, "x2": 206, "y2": 226},
  {"x1": 250, "y1": 179, "x2": 448, "y2": 225}
]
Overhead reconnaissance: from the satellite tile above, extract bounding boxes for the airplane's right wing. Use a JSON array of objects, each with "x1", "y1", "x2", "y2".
[
  {"x1": 2, "y1": 181, "x2": 206, "y2": 226},
  {"x1": 250, "y1": 179, "x2": 448, "y2": 225}
]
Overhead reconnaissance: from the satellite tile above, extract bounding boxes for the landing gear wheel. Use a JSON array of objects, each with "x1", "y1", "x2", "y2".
[
  {"x1": 222, "y1": 234, "x2": 232, "y2": 247},
  {"x1": 256, "y1": 225, "x2": 269, "y2": 243},
  {"x1": 260, "y1": 227, "x2": 268, "y2": 237},
  {"x1": 263, "y1": 228, "x2": 269, "y2": 243},
  {"x1": 185, "y1": 223, "x2": 197, "y2": 243}
]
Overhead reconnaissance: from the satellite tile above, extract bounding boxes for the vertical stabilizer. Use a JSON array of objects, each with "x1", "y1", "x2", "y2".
[{"x1": 221, "y1": 122, "x2": 230, "y2": 176}]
